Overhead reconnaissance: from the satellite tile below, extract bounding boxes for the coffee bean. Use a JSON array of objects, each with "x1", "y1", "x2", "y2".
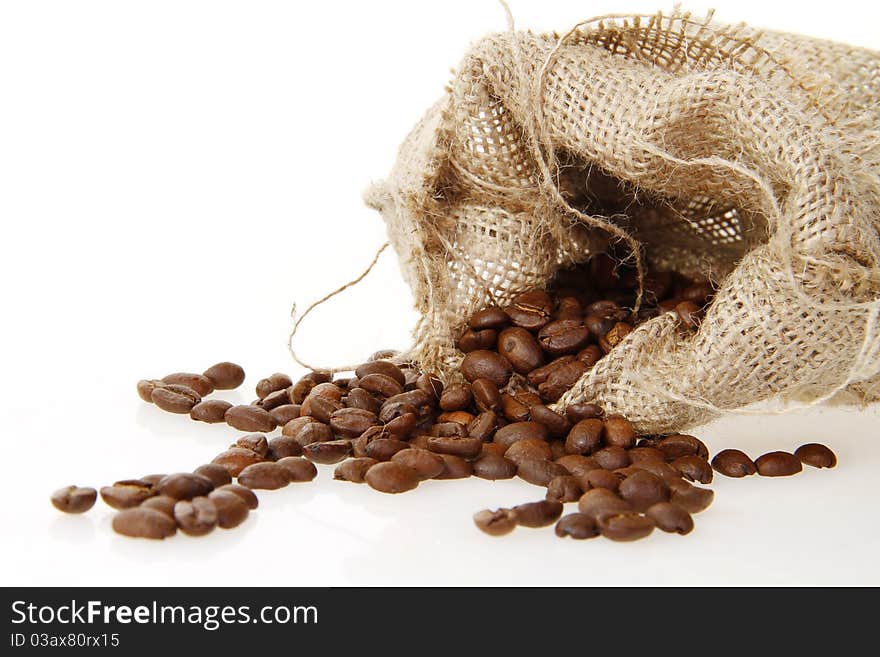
[
  {"x1": 141, "y1": 495, "x2": 177, "y2": 517},
  {"x1": 581, "y1": 469, "x2": 622, "y2": 492},
  {"x1": 269, "y1": 404, "x2": 302, "y2": 426},
  {"x1": 549, "y1": 439, "x2": 566, "y2": 461},
  {"x1": 190, "y1": 399, "x2": 233, "y2": 423},
  {"x1": 471, "y1": 379, "x2": 501, "y2": 413},
  {"x1": 458, "y1": 329, "x2": 498, "y2": 352},
  {"x1": 584, "y1": 313, "x2": 616, "y2": 339},
  {"x1": 225, "y1": 405, "x2": 277, "y2": 433},
  {"x1": 513, "y1": 500, "x2": 563, "y2": 528},
  {"x1": 795, "y1": 443, "x2": 837, "y2": 469},
  {"x1": 554, "y1": 296, "x2": 583, "y2": 320},
  {"x1": 208, "y1": 490, "x2": 250, "y2": 529},
  {"x1": 481, "y1": 442, "x2": 508, "y2": 457},
  {"x1": 468, "y1": 411, "x2": 498, "y2": 441},
  {"x1": 100, "y1": 481, "x2": 155, "y2": 509},
  {"x1": 472, "y1": 453, "x2": 518, "y2": 480},
  {"x1": 113, "y1": 508, "x2": 177, "y2": 540},
  {"x1": 434, "y1": 454, "x2": 474, "y2": 479},
  {"x1": 430, "y1": 421, "x2": 468, "y2": 437},
  {"x1": 437, "y1": 410, "x2": 475, "y2": 426},
  {"x1": 365, "y1": 462, "x2": 420, "y2": 494},
  {"x1": 565, "y1": 419, "x2": 604, "y2": 455},
  {"x1": 755, "y1": 451, "x2": 803, "y2": 477},
  {"x1": 238, "y1": 462, "x2": 290, "y2": 489},
  {"x1": 212, "y1": 448, "x2": 264, "y2": 477},
  {"x1": 598, "y1": 322, "x2": 633, "y2": 353},
  {"x1": 500, "y1": 393, "x2": 531, "y2": 422},
  {"x1": 646, "y1": 502, "x2": 693, "y2": 535},
  {"x1": 494, "y1": 421, "x2": 549, "y2": 449},
  {"x1": 304, "y1": 395, "x2": 343, "y2": 423},
  {"x1": 289, "y1": 371, "x2": 332, "y2": 404},
  {"x1": 156, "y1": 473, "x2": 214, "y2": 500},
  {"x1": 517, "y1": 459, "x2": 570, "y2": 487},
  {"x1": 592, "y1": 446, "x2": 631, "y2": 470},
  {"x1": 232, "y1": 433, "x2": 269, "y2": 458},
  {"x1": 526, "y1": 356, "x2": 574, "y2": 386},
  {"x1": 276, "y1": 457, "x2": 318, "y2": 482},
  {"x1": 303, "y1": 439, "x2": 352, "y2": 464},
  {"x1": 506, "y1": 290, "x2": 554, "y2": 331},
  {"x1": 675, "y1": 301, "x2": 702, "y2": 329},
  {"x1": 618, "y1": 471, "x2": 669, "y2": 511},
  {"x1": 162, "y1": 372, "x2": 214, "y2": 396},
  {"x1": 358, "y1": 373, "x2": 404, "y2": 399},
  {"x1": 497, "y1": 327, "x2": 544, "y2": 374},
  {"x1": 137, "y1": 379, "x2": 164, "y2": 403},
  {"x1": 598, "y1": 512, "x2": 654, "y2": 541},
  {"x1": 657, "y1": 434, "x2": 708, "y2": 460},
  {"x1": 141, "y1": 474, "x2": 166, "y2": 487},
  {"x1": 427, "y1": 436, "x2": 483, "y2": 459},
  {"x1": 529, "y1": 405, "x2": 571, "y2": 437},
  {"x1": 469, "y1": 306, "x2": 511, "y2": 330},
  {"x1": 260, "y1": 389, "x2": 291, "y2": 411},
  {"x1": 504, "y1": 438, "x2": 552, "y2": 464},
  {"x1": 585, "y1": 299, "x2": 625, "y2": 318},
  {"x1": 333, "y1": 457, "x2": 379, "y2": 483},
  {"x1": 381, "y1": 390, "x2": 433, "y2": 417},
  {"x1": 329, "y1": 408, "x2": 378, "y2": 438},
  {"x1": 193, "y1": 464, "x2": 233, "y2": 488},
  {"x1": 202, "y1": 362, "x2": 246, "y2": 390},
  {"x1": 174, "y1": 497, "x2": 217, "y2": 536},
  {"x1": 282, "y1": 415, "x2": 318, "y2": 437},
  {"x1": 555, "y1": 454, "x2": 601, "y2": 478},
  {"x1": 415, "y1": 373, "x2": 444, "y2": 400},
  {"x1": 290, "y1": 421, "x2": 333, "y2": 448},
  {"x1": 216, "y1": 483, "x2": 259, "y2": 509},
  {"x1": 555, "y1": 513, "x2": 599, "y2": 539},
  {"x1": 711, "y1": 449, "x2": 757, "y2": 477},
  {"x1": 671, "y1": 455, "x2": 713, "y2": 484},
  {"x1": 546, "y1": 475, "x2": 584, "y2": 503},
  {"x1": 355, "y1": 361, "x2": 406, "y2": 387},
  {"x1": 603, "y1": 416, "x2": 636, "y2": 449},
  {"x1": 627, "y1": 447, "x2": 666, "y2": 464},
  {"x1": 538, "y1": 320, "x2": 591, "y2": 356},
  {"x1": 473, "y1": 508, "x2": 517, "y2": 536},
  {"x1": 577, "y1": 488, "x2": 632, "y2": 520},
  {"x1": 460, "y1": 350, "x2": 513, "y2": 388},
  {"x1": 385, "y1": 412, "x2": 418, "y2": 437},
  {"x1": 576, "y1": 344, "x2": 603, "y2": 367},
  {"x1": 151, "y1": 384, "x2": 201, "y2": 413},
  {"x1": 439, "y1": 384, "x2": 473, "y2": 411},
  {"x1": 565, "y1": 402, "x2": 604, "y2": 423},
  {"x1": 345, "y1": 388, "x2": 380, "y2": 414},
  {"x1": 50, "y1": 485, "x2": 97, "y2": 514},
  {"x1": 256, "y1": 373, "x2": 293, "y2": 400},
  {"x1": 364, "y1": 438, "x2": 410, "y2": 461},
  {"x1": 633, "y1": 459, "x2": 681, "y2": 483},
  {"x1": 668, "y1": 479, "x2": 714, "y2": 513},
  {"x1": 538, "y1": 359, "x2": 588, "y2": 402},
  {"x1": 378, "y1": 400, "x2": 418, "y2": 425}
]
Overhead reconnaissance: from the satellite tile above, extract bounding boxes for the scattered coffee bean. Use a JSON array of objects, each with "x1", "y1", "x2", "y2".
[
  {"x1": 303, "y1": 439, "x2": 352, "y2": 465},
  {"x1": 668, "y1": 479, "x2": 714, "y2": 513},
  {"x1": 364, "y1": 438, "x2": 410, "y2": 461},
  {"x1": 141, "y1": 495, "x2": 177, "y2": 517},
  {"x1": 216, "y1": 483, "x2": 259, "y2": 509},
  {"x1": 112, "y1": 508, "x2": 177, "y2": 540},
  {"x1": 581, "y1": 469, "x2": 622, "y2": 492},
  {"x1": 137, "y1": 379, "x2": 164, "y2": 403},
  {"x1": 795, "y1": 443, "x2": 837, "y2": 469},
  {"x1": 565, "y1": 419, "x2": 604, "y2": 455},
  {"x1": 460, "y1": 350, "x2": 513, "y2": 388},
  {"x1": 193, "y1": 464, "x2": 233, "y2": 488},
  {"x1": 238, "y1": 462, "x2": 290, "y2": 489},
  {"x1": 256, "y1": 373, "x2": 293, "y2": 400},
  {"x1": 494, "y1": 421, "x2": 549, "y2": 449},
  {"x1": 50, "y1": 485, "x2": 97, "y2": 514},
  {"x1": 330, "y1": 408, "x2": 379, "y2": 438},
  {"x1": 755, "y1": 451, "x2": 803, "y2": 477},
  {"x1": 469, "y1": 307, "x2": 510, "y2": 331},
  {"x1": 151, "y1": 384, "x2": 201, "y2": 414},
  {"x1": 498, "y1": 327, "x2": 544, "y2": 374},
  {"x1": 275, "y1": 457, "x2": 317, "y2": 483},
  {"x1": 578, "y1": 488, "x2": 633, "y2": 521},
  {"x1": 592, "y1": 446, "x2": 631, "y2": 470},
  {"x1": 212, "y1": 447, "x2": 265, "y2": 477},
  {"x1": 267, "y1": 435, "x2": 303, "y2": 460},
  {"x1": 517, "y1": 459, "x2": 570, "y2": 487},
  {"x1": 565, "y1": 403, "x2": 604, "y2": 423},
  {"x1": 162, "y1": 372, "x2": 214, "y2": 397},
  {"x1": 233, "y1": 434, "x2": 269, "y2": 458},
  {"x1": 156, "y1": 473, "x2": 214, "y2": 500},
  {"x1": 190, "y1": 399, "x2": 233, "y2": 424},
  {"x1": 513, "y1": 500, "x2": 563, "y2": 528},
  {"x1": 598, "y1": 512, "x2": 654, "y2": 541},
  {"x1": 711, "y1": 449, "x2": 757, "y2": 477},
  {"x1": 174, "y1": 497, "x2": 218, "y2": 536},
  {"x1": 365, "y1": 462, "x2": 420, "y2": 494},
  {"x1": 473, "y1": 508, "x2": 517, "y2": 536},
  {"x1": 434, "y1": 454, "x2": 473, "y2": 479},
  {"x1": 472, "y1": 453, "x2": 518, "y2": 480},
  {"x1": 225, "y1": 405, "x2": 277, "y2": 433},
  {"x1": 646, "y1": 502, "x2": 693, "y2": 535},
  {"x1": 555, "y1": 513, "x2": 599, "y2": 539},
  {"x1": 504, "y1": 438, "x2": 553, "y2": 464},
  {"x1": 334, "y1": 457, "x2": 379, "y2": 483},
  {"x1": 202, "y1": 362, "x2": 246, "y2": 390},
  {"x1": 546, "y1": 475, "x2": 584, "y2": 503},
  {"x1": 355, "y1": 361, "x2": 406, "y2": 387},
  {"x1": 100, "y1": 481, "x2": 155, "y2": 509},
  {"x1": 671, "y1": 455, "x2": 714, "y2": 484},
  {"x1": 603, "y1": 416, "x2": 637, "y2": 449},
  {"x1": 208, "y1": 490, "x2": 250, "y2": 529}
]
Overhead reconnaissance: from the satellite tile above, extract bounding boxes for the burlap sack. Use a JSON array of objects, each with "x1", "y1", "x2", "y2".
[{"x1": 364, "y1": 11, "x2": 880, "y2": 433}]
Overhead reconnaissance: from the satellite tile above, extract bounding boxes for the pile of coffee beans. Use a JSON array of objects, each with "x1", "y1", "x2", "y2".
[{"x1": 51, "y1": 259, "x2": 838, "y2": 542}]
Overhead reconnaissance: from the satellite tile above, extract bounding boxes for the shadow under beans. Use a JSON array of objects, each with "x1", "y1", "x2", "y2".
[{"x1": 49, "y1": 514, "x2": 97, "y2": 544}]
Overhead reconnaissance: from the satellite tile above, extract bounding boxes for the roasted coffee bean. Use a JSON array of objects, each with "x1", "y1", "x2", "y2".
[
  {"x1": 355, "y1": 361, "x2": 406, "y2": 387},
  {"x1": 671, "y1": 455, "x2": 713, "y2": 484},
  {"x1": 500, "y1": 393, "x2": 531, "y2": 423},
  {"x1": 162, "y1": 372, "x2": 214, "y2": 397},
  {"x1": 494, "y1": 421, "x2": 549, "y2": 449},
  {"x1": 151, "y1": 384, "x2": 201, "y2": 413},
  {"x1": 289, "y1": 371, "x2": 332, "y2": 404},
  {"x1": 795, "y1": 443, "x2": 837, "y2": 469},
  {"x1": 618, "y1": 471, "x2": 669, "y2": 512},
  {"x1": 216, "y1": 483, "x2": 259, "y2": 509},
  {"x1": 555, "y1": 454, "x2": 601, "y2": 478},
  {"x1": 385, "y1": 412, "x2": 418, "y2": 437},
  {"x1": 434, "y1": 454, "x2": 474, "y2": 479},
  {"x1": 174, "y1": 497, "x2": 217, "y2": 536},
  {"x1": 481, "y1": 442, "x2": 508, "y2": 457},
  {"x1": 646, "y1": 502, "x2": 693, "y2": 535},
  {"x1": 378, "y1": 400, "x2": 418, "y2": 425},
  {"x1": 330, "y1": 408, "x2": 378, "y2": 438},
  {"x1": 513, "y1": 500, "x2": 563, "y2": 528},
  {"x1": 156, "y1": 473, "x2": 214, "y2": 500},
  {"x1": 203, "y1": 362, "x2": 246, "y2": 390},
  {"x1": 50, "y1": 485, "x2": 97, "y2": 514},
  {"x1": 675, "y1": 301, "x2": 702, "y2": 329},
  {"x1": 529, "y1": 405, "x2": 571, "y2": 438},
  {"x1": 345, "y1": 388, "x2": 380, "y2": 414},
  {"x1": 668, "y1": 479, "x2": 714, "y2": 513},
  {"x1": 565, "y1": 402, "x2": 604, "y2": 423},
  {"x1": 635, "y1": 459, "x2": 682, "y2": 483},
  {"x1": 471, "y1": 379, "x2": 501, "y2": 413},
  {"x1": 538, "y1": 359, "x2": 588, "y2": 402},
  {"x1": 415, "y1": 373, "x2": 444, "y2": 400},
  {"x1": 333, "y1": 457, "x2": 379, "y2": 483},
  {"x1": 430, "y1": 422, "x2": 468, "y2": 437},
  {"x1": 584, "y1": 313, "x2": 616, "y2": 339},
  {"x1": 538, "y1": 320, "x2": 591, "y2": 356},
  {"x1": 386, "y1": 449, "x2": 441, "y2": 480},
  {"x1": 352, "y1": 426, "x2": 386, "y2": 457},
  {"x1": 439, "y1": 384, "x2": 472, "y2": 412},
  {"x1": 303, "y1": 440, "x2": 352, "y2": 465},
  {"x1": 276, "y1": 457, "x2": 318, "y2": 482},
  {"x1": 504, "y1": 438, "x2": 552, "y2": 464},
  {"x1": 711, "y1": 449, "x2": 757, "y2": 478},
  {"x1": 755, "y1": 451, "x2": 803, "y2": 477},
  {"x1": 586, "y1": 299, "x2": 625, "y2": 318},
  {"x1": 603, "y1": 416, "x2": 636, "y2": 449},
  {"x1": 473, "y1": 508, "x2": 517, "y2": 536},
  {"x1": 497, "y1": 327, "x2": 544, "y2": 374},
  {"x1": 599, "y1": 322, "x2": 633, "y2": 352},
  {"x1": 627, "y1": 447, "x2": 666, "y2": 464},
  {"x1": 555, "y1": 513, "x2": 599, "y2": 539},
  {"x1": 365, "y1": 462, "x2": 420, "y2": 494},
  {"x1": 460, "y1": 350, "x2": 513, "y2": 388},
  {"x1": 260, "y1": 389, "x2": 291, "y2": 411},
  {"x1": 141, "y1": 495, "x2": 177, "y2": 517},
  {"x1": 304, "y1": 382, "x2": 345, "y2": 403},
  {"x1": 576, "y1": 344, "x2": 603, "y2": 367},
  {"x1": 269, "y1": 404, "x2": 302, "y2": 426},
  {"x1": 577, "y1": 488, "x2": 632, "y2": 520},
  {"x1": 592, "y1": 446, "x2": 630, "y2": 471},
  {"x1": 225, "y1": 405, "x2": 277, "y2": 433},
  {"x1": 598, "y1": 512, "x2": 654, "y2": 541},
  {"x1": 113, "y1": 508, "x2": 176, "y2": 539},
  {"x1": 137, "y1": 379, "x2": 164, "y2": 403},
  {"x1": 290, "y1": 422, "x2": 334, "y2": 448},
  {"x1": 427, "y1": 436, "x2": 483, "y2": 459},
  {"x1": 517, "y1": 459, "x2": 570, "y2": 487},
  {"x1": 468, "y1": 411, "x2": 498, "y2": 442},
  {"x1": 238, "y1": 462, "x2": 290, "y2": 489},
  {"x1": 382, "y1": 390, "x2": 433, "y2": 417},
  {"x1": 358, "y1": 373, "x2": 404, "y2": 399},
  {"x1": 256, "y1": 373, "x2": 293, "y2": 400},
  {"x1": 190, "y1": 399, "x2": 233, "y2": 424},
  {"x1": 364, "y1": 438, "x2": 410, "y2": 461},
  {"x1": 100, "y1": 481, "x2": 155, "y2": 509},
  {"x1": 193, "y1": 464, "x2": 233, "y2": 488},
  {"x1": 471, "y1": 453, "x2": 518, "y2": 480},
  {"x1": 657, "y1": 434, "x2": 708, "y2": 460},
  {"x1": 232, "y1": 433, "x2": 269, "y2": 458},
  {"x1": 527, "y1": 356, "x2": 574, "y2": 386},
  {"x1": 282, "y1": 415, "x2": 318, "y2": 437},
  {"x1": 438, "y1": 410, "x2": 475, "y2": 426},
  {"x1": 549, "y1": 439, "x2": 567, "y2": 461},
  {"x1": 211, "y1": 448, "x2": 264, "y2": 477},
  {"x1": 516, "y1": 390, "x2": 543, "y2": 407},
  {"x1": 581, "y1": 469, "x2": 622, "y2": 492},
  {"x1": 506, "y1": 290, "x2": 554, "y2": 331},
  {"x1": 304, "y1": 395, "x2": 343, "y2": 423},
  {"x1": 208, "y1": 490, "x2": 250, "y2": 529},
  {"x1": 469, "y1": 306, "x2": 511, "y2": 330},
  {"x1": 458, "y1": 328, "x2": 498, "y2": 352},
  {"x1": 546, "y1": 475, "x2": 584, "y2": 503},
  {"x1": 554, "y1": 296, "x2": 583, "y2": 320},
  {"x1": 565, "y1": 419, "x2": 604, "y2": 455}
]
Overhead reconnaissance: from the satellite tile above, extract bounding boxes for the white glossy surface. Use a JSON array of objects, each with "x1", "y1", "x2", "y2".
[{"x1": 1, "y1": 0, "x2": 877, "y2": 587}]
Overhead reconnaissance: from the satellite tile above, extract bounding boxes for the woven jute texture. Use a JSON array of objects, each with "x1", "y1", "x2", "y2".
[{"x1": 365, "y1": 11, "x2": 880, "y2": 433}]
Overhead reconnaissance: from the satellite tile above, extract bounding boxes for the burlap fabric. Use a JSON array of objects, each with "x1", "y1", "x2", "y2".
[{"x1": 364, "y1": 11, "x2": 880, "y2": 433}]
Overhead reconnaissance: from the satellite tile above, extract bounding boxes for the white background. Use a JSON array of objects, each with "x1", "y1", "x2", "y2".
[{"x1": 1, "y1": 0, "x2": 877, "y2": 587}]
